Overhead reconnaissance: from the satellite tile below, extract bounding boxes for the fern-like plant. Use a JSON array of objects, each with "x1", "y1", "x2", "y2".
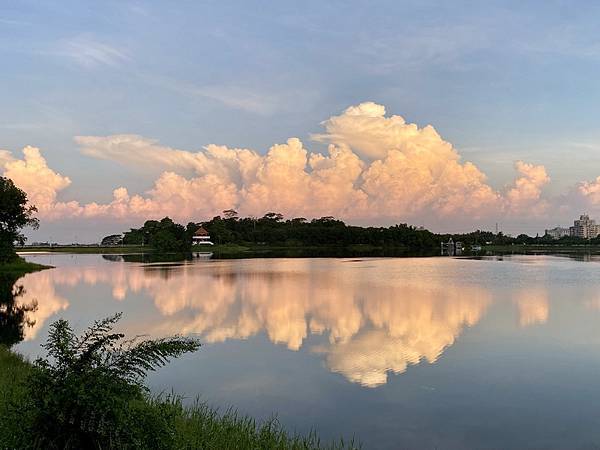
[{"x1": 16, "y1": 313, "x2": 200, "y2": 449}]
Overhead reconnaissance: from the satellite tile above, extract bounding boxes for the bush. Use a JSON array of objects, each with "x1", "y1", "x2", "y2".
[
  {"x1": 12, "y1": 313, "x2": 200, "y2": 449},
  {"x1": 1, "y1": 314, "x2": 359, "y2": 449}
]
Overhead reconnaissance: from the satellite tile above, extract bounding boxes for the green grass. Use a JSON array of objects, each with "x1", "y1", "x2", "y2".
[
  {"x1": 483, "y1": 244, "x2": 600, "y2": 253},
  {"x1": 0, "y1": 256, "x2": 52, "y2": 275},
  {"x1": 0, "y1": 347, "x2": 359, "y2": 449},
  {"x1": 155, "y1": 396, "x2": 358, "y2": 449},
  {"x1": 18, "y1": 245, "x2": 148, "y2": 254},
  {"x1": 0, "y1": 346, "x2": 32, "y2": 446},
  {"x1": 200, "y1": 243, "x2": 252, "y2": 253}
]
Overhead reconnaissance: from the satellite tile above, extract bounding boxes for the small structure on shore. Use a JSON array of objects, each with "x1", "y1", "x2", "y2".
[
  {"x1": 441, "y1": 238, "x2": 463, "y2": 256},
  {"x1": 192, "y1": 226, "x2": 214, "y2": 245}
]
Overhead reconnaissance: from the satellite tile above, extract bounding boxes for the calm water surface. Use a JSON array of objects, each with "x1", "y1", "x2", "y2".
[{"x1": 13, "y1": 253, "x2": 600, "y2": 449}]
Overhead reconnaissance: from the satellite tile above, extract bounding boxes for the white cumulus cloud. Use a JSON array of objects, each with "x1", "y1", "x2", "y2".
[{"x1": 0, "y1": 102, "x2": 569, "y2": 227}]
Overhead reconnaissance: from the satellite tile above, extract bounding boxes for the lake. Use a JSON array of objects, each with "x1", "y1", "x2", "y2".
[{"x1": 11, "y1": 253, "x2": 600, "y2": 449}]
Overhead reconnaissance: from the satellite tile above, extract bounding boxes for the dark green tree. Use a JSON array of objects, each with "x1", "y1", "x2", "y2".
[
  {"x1": 0, "y1": 177, "x2": 39, "y2": 262},
  {"x1": 123, "y1": 217, "x2": 192, "y2": 252}
]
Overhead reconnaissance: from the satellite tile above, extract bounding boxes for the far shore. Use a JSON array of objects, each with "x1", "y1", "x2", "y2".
[
  {"x1": 17, "y1": 243, "x2": 436, "y2": 258},
  {"x1": 17, "y1": 242, "x2": 600, "y2": 256},
  {"x1": 483, "y1": 243, "x2": 600, "y2": 253}
]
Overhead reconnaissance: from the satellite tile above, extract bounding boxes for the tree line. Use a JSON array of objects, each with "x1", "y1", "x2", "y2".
[
  {"x1": 117, "y1": 210, "x2": 600, "y2": 253},
  {"x1": 118, "y1": 210, "x2": 442, "y2": 252}
]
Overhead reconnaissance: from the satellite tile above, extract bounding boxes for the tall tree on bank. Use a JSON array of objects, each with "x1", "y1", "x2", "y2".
[{"x1": 0, "y1": 177, "x2": 38, "y2": 263}]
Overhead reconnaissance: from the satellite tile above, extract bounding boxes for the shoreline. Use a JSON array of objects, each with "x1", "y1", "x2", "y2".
[
  {"x1": 17, "y1": 243, "x2": 600, "y2": 259},
  {"x1": 0, "y1": 257, "x2": 53, "y2": 276},
  {"x1": 0, "y1": 345, "x2": 357, "y2": 449}
]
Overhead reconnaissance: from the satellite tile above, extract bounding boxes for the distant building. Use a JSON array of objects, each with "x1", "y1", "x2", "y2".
[
  {"x1": 544, "y1": 227, "x2": 569, "y2": 240},
  {"x1": 569, "y1": 215, "x2": 600, "y2": 239},
  {"x1": 192, "y1": 226, "x2": 214, "y2": 245}
]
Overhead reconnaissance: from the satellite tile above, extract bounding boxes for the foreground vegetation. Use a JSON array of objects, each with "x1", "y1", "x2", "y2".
[{"x1": 0, "y1": 314, "x2": 358, "y2": 449}]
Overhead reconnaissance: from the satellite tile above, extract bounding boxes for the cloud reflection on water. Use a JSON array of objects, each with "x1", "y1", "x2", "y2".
[
  {"x1": 514, "y1": 288, "x2": 549, "y2": 327},
  {"x1": 18, "y1": 259, "x2": 496, "y2": 387}
]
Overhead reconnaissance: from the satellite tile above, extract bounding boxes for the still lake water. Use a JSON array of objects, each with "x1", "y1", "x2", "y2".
[{"x1": 13, "y1": 253, "x2": 600, "y2": 449}]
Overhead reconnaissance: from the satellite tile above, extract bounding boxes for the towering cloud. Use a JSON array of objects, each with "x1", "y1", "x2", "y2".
[
  {"x1": 3, "y1": 146, "x2": 81, "y2": 219},
  {"x1": 578, "y1": 176, "x2": 600, "y2": 205},
  {"x1": 0, "y1": 102, "x2": 573, "y2": 227},
  {"x1": 505, "y1": 161, "x2": 550, "y2": 215}
]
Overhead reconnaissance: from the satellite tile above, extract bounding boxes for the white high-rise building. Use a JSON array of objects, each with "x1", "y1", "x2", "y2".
[
  {"x1": 569, "y1": 215, "x2": 600, "y2": 239},
  {"x1": 545, "y1": 227, "x2": 569, "y2": 239}
]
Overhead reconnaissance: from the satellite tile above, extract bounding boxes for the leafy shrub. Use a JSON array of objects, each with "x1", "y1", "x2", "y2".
[
  {"x1": 14, "y1": 313, "x2": 200, "y2": 449},
  {"x1": 1, "y1": 314, "x2": 359, "y2": 449}
]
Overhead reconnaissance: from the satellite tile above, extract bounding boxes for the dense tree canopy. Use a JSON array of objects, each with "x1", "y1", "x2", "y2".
[
  {"x1": 119, "y1": 210, "x2": 600, "y2": 254},
  {"x1": 123, "y1": 217, "x2": 192, "y2": 252},
  {"x1": 198, "y1": 212, "x2": 441, "y2": 249},
  {"x1": 0, "y1": 177, "x2": 38, "y2": 262}
]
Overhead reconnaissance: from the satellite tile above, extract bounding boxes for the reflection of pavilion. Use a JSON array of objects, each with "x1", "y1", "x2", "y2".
[{"x1": 193, "y1": 252, "x2": 213, "y2": 260}]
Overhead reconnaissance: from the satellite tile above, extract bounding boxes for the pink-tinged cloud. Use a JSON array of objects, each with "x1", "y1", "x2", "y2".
[
  {"x1": 0, "y1": 102, "x2": 588, "y2": 227},
  {"x1": 578, "y1": 176, "x2": 600, "y2": 205},
  {"x1": 505, "y1": 161, "x2": 550, "y2": 215}
]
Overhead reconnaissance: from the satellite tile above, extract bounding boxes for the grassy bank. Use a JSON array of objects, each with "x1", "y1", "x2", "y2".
[
  {"x1": 483, "y1": 244, "x2": 600, "y2": 253},
  {"x1": 18, "y1": 243, "x2": 394, "y2": 255},
  {"x1": 204, "y1": 243, "x2": 437, "y2": 259},
  {"x1": 0, "y1": 347, "x2": 358, "y2": 449},
  {"x1": 17, "y1": 242, "x2": 438, "y2": 259},
  {"x1": 0, "y1": 256, "x2": 52, "y2": 275},
  {"x1": 18, "y1": 245, "x2": 148, "y2": 254}
]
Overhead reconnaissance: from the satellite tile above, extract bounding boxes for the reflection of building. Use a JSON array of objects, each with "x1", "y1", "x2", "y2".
[
  {"x1": 544, "y1": 227, "x2": 569, "y2": 240},
  {"x1": 192, "y1": 227, "x2": 213, "y2": 245},
  {"x1": 441, "y1": 238, "x2": 463, "y2": 256},
  {"x1": 569, "y1": 215, "x2": 600, "y2": 239}
]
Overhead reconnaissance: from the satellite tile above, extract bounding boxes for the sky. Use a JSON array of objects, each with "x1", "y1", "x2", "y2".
[{"x1": 3, "y1": 0, "x2": 600, "y2": 242}]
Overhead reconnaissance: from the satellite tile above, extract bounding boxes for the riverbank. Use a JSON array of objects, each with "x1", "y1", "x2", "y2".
[
  {"x1": 0, "y1": 256, "x2": 52, "y2": 275},
  {"x1": 18, "y1": 245, "x2": 147, "y2": 254},
  {"x1": 0, "y1": 346, "x2": 357, "y2": 449},
  {"x1": 0, "y1": 346, "x2": 360, "y2": 450},
  {"x1": 211, "y1": 244, "x2": 441, "y2": 259},
  {"x1": 19, "y1": 243, "x2": 436, "y2": 258},
  {"x1": 483, "y1": 244, "x2": 600, "y2": 253}
]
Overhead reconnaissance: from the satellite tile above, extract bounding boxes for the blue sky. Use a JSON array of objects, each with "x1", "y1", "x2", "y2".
[{"x1": 3, "y1": 1, "x2": 600, "y2": 240}]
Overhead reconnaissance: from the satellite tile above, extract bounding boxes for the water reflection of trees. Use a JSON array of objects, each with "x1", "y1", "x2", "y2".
[{"x1": 0, "y1": 273, "x2": 37, "y2": 348}]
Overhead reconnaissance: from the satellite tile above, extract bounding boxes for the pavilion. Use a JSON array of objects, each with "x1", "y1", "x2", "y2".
[{"x1": 192, "y1": 226, "x2": 214, "y2": 245}]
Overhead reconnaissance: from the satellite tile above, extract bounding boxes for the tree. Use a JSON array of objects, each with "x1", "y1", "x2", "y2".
[
  {"x1": 100, "y1": 234, "x2": 123, "y2": 246},
  {"x1": 124, "y1": 217, "x2": 191, "y2": 252},
  {"x1": 150, "y1": 229, "x2": 180, "y2": 252},
  {"x1": 222, "y1": 209, "x2": 239, "y2": 220},
  {"x1": 0, "y1": 177, "x2": 39, "y2": 262}
]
